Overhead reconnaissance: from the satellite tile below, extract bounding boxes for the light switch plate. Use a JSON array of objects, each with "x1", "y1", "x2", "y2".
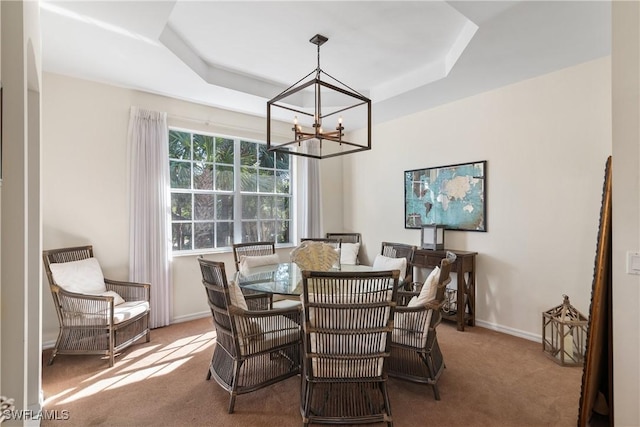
[{"x1": 626, "y1": 251, "x2": 640, "y2": 275}]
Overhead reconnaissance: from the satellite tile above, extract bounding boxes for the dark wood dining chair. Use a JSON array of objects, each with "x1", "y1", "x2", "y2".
[
  {"x1": 299, "y1": 269, "x2": 399, "y2": 426},
  {"x1": 231, "y1": 241, "x2": 276, "y2": 272},
  {"x1": 380, "y1": 241, "x2": 416, "y2": 284},
  {"x1": 198, "y1": 258, "x2": 301, "y2": 413},
  {"x1": 387, "y1": 253, "x2": 456, "y2": 400}
]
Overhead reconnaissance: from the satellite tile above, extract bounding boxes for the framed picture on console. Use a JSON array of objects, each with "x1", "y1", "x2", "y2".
[{"x1": 404, "y1": 160, "x2": 486, "y2": 231}]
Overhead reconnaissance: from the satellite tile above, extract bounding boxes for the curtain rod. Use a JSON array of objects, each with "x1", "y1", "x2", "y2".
[
  {"x1": 167, "y1": 113, "x2": 264, "y2": 134},
  {"x1": 167, "y1": 113, "x2": 290, "y2": 139}
]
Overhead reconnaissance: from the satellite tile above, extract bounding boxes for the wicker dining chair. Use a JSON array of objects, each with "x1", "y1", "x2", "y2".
[
  {"x1": 232, "y1": 241, "x2": 276, "y2": 271},
  {"x1": 380, "y1": 242, "x2": 416, "y2": 283},
  {"x1": 387, "y1": 253, "x2": 456, "y2": 400},
  {"x1": 198, "y1": 259, "x2": 301, "y2": 413},
  {"x1": 231, "y1": 241, "x2": 276, "y2": 310},
  {"x1": 300, "y1": 269, "x2": 399, "y2": 426},
  {"x1": 42, "y1": 245, "x2": 151, "y2": 367}
]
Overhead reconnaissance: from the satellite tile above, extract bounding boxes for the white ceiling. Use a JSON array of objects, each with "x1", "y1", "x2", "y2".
[{"x1": 40, "y1": 0, "x2": 611, "y2": 127}]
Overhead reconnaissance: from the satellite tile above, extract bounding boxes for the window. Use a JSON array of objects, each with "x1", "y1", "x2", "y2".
[{"x1": 169, "y1": 129, "x2": 292, "y2": 253}]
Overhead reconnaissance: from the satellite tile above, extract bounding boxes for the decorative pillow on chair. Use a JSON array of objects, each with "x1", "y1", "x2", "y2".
[
  {"x1": 340, "y1": 242, "x2": 360, "y2": 265},
  {"x1": 372, "y1": 254, "x2": 407, "y2": 281},
  {"x1": 101, "y1": 290, "x2": 125, "y2": 306},
  {"x1": 408, "y1": 266, "x2": 440, "y2": 307},
  {"x1": 49, "y1": 257, "x2": 107, "y2": 294},
  {"x1": 239, "y1": 254, "x2": 280, "y2": 274},
  {"x1": 228, "y1": 281, "x2": 249, "y2": 311}
]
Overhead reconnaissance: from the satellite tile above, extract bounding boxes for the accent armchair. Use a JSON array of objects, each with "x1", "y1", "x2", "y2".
[{"x1": 42, "y1": 245, "x2": 151, "y2": 367}]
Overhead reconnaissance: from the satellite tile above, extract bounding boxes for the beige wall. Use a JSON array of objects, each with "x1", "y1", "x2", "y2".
[{"x1": 345, "y1": 57, "x2": 612, "y2": 340}]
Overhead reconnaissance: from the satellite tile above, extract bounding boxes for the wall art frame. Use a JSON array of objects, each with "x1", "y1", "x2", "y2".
[{"x1": 404, "y1": 160, "x2": 486, "y2": 231}]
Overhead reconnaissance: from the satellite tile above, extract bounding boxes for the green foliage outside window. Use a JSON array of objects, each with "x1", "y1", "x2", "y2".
[{"x1": 169, "y1": 129, "x2": 291, "y2": 252}]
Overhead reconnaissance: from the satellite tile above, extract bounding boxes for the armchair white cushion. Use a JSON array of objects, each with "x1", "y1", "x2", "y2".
[{"x1": 49, "y1": 257, "x2": 107, "y2": 294}]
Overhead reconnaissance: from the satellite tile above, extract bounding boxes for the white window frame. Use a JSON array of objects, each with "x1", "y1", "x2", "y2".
[{"x1": 169, "y1": 127, "x2": 293, "y2": 255}]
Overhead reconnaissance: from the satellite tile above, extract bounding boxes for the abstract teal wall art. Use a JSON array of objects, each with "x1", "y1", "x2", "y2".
[{"x1": 404, "y1": 161, "x2": 486, "y2": 231}]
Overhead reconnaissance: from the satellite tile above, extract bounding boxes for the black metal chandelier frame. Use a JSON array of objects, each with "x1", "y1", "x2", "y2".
[{"x1": 267, "y1": 34, "x2": 372, "y2": 159}]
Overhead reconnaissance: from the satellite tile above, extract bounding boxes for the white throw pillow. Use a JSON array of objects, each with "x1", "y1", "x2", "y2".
[
  {"x1": 409, "y1": 266, "x2": 441, "y2": 307},
  {"x1": 228, "y1": 281, "x2": 248, "y2": 311},
  {"x1": 49, "y1": 257, "x2": 107, "y2": 295},
  {"x1": 101, "y1": 290, "x2": 125, "y2": 306},
  {"x1": 239, "y1": 253, "x2": 280, "y2": 274},
  {"x1": 372, "y1": 254, "x2": 407, "y2": 281},
  {"x1": 340, "y1": 242, "x2": 360, "y2": 265}
]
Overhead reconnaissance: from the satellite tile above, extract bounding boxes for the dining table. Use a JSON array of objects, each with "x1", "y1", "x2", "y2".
[{"x1": 235, "y1": 262, "x2": 381, "y2": 296}]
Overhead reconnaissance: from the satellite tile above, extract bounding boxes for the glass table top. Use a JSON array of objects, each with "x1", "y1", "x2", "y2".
[{"x1": 235, "y1": 263, "x2": 376, "y2": 296}]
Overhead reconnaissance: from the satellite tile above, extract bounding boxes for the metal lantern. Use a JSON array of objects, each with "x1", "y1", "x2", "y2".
[
  {"x1": 421, "y1": 224, "x2": 445, "y2": 250},
  {"x1": 542, "y1": 294, "x2": 588, "y2": 366}
]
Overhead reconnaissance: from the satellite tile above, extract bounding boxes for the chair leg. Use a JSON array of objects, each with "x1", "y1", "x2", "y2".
[
  {"x1": 380, "y1": 382, "x2": 393, "y2": 427},
  {"x1": 145, "y1": 329, "x2": 151, "y2": 343},
  {"x1": 48, "y1": 349, "x2": 57, "y2": 366},
  {"x1": 228, "y1": 393, "x2": 237, "y2": 414},
  {"x1": 432, "y1": 384, "x2": 441, "y2": 401},
  {"x1": 108, "y1": 330, "x2": 115, "y2": 367}
]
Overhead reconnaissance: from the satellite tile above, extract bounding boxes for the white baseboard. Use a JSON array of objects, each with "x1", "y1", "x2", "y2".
[
  {"x1": 475, "y1": 319, "x2": 542, "y2": 343},
  {"x1": 171, "y1": 311, "x2": 210, "y2": 324}
]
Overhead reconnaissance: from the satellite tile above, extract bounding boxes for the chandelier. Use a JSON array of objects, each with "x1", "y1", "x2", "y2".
[{"x1": 267, "y1": 34, "x2": 371, "y2": 159}]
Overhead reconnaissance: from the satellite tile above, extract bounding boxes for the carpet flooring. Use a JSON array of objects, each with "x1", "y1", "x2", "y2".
[{"x1": 41, "y1": 317, "x2": 582, "y2": 426}]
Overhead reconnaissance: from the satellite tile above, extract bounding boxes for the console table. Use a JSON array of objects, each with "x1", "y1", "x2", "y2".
[{"x1": 412, "y1": 249, "x2": 478, "y2": 331}]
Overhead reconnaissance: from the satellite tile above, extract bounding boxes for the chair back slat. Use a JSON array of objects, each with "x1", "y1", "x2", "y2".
[{"x1": 300, "y1": 270, "x2": 398, "y2": 380}]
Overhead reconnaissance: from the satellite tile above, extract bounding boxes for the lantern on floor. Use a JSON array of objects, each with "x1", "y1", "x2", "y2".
[{"x1": 542, "y1": 295, "x2": 588, "y2": 366}]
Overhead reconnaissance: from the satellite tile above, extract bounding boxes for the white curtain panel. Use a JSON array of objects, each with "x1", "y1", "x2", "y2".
[
  {"x1": 127, "y1": 107, "x2": 172, "y2": 328},
  {"x1": 298, "y1": 152, "x2": 323, "y2": 239}
]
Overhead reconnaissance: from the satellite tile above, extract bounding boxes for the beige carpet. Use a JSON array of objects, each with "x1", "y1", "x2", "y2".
[{"x1": 41, "y1": 317, "x2": 582, "y2": 427}]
